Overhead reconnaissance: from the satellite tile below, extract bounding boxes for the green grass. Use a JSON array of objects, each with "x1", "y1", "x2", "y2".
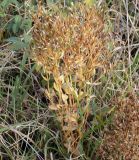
[{"x1": 0, "y1": 0, "x2": 139, "y2": 159}]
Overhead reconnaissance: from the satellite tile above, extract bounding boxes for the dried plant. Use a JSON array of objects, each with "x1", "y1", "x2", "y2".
[
  {"x1": 98, "y1": 93, "x2": 139, "y2": 160},
  {"x1": 31, "y1": 2, "x2": 110, "y2": 155}
]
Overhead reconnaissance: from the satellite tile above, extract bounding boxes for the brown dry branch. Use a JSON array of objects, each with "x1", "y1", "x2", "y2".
[{"x1": 31, "y1": 3, "x2": 110, "y2": 156}]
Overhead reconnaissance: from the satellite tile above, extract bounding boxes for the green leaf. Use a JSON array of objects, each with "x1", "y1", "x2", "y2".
[
  {"x1": 0, "y1": 0, "x2": 19, "y2": 9},
  {"x1": 11, "y1": 41, "x2": 28, "y2": 50},
  {"x1": 14, "y1": 15, "x2": 22, "y2": 24},
  {"x1": 84, "y1": 0, "x2": 96, "y2": 6},
  {"x1": 131, "y1": 52, "x2": 139, "y2": 72},
  {"x1": 0, "y1": 8, "x2": 6, "y2": 17},
  {"x1": 0, "y1": 0, "x2": 11, "y2": 9},
  {"x1": 6, "y1": 36, "x2": 20, "y2": 42},
  {"x1": 47, "y1": 0, "x2": 54, "y2": 5},
  {"x1": 6, "y1": 34, "x2": 31, "y2": 50},
  {"x1": 23, "y1": 34, "x2": 32, "y2": 44},
  {"x1": 20, "y1": 18, "x2": 32, "y2": 31},
  {"x1": 12, "y1": 15, "x2": 22, "y2": 33}
]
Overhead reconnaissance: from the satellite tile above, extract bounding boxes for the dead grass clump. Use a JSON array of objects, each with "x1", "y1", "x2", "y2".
[
  {"x1": 31, "y1": 3, "x2": 110, "y2": 155},
  {"x1": 98, "y1": 93, "x2": 139, "y2": 160}
]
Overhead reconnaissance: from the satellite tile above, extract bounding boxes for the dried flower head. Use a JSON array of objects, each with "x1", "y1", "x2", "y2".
[{"x1": 31, "y1": 2, "x2": 110, "y2": 155}]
